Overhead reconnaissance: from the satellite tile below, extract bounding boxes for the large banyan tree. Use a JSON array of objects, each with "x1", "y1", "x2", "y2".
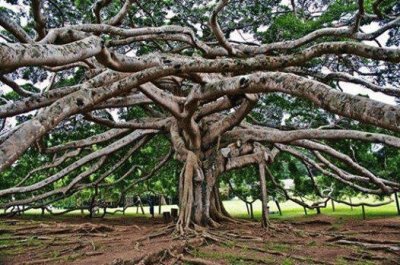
[{"x1": 0, "y1": 0, "x2": 400, "y2": 233}]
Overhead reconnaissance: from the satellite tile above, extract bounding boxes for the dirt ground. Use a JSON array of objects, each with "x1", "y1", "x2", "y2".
[{"x1": 0, "y1": 214, "x2": 399, "y2": 265}]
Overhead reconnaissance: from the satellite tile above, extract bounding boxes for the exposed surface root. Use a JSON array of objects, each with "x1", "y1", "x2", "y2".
[
  {"x1": 13, "y1": 222, "x2": 114, "y2": 236},
  {"x1": 335, "y1": 239, "x2": 400, "y2": 254},
  {"x1": 2, "y1": 215, "x2": 400, "y2": 265},
  {"x1": 128, "y1": 237, "x2": 205, "y2": 265}
]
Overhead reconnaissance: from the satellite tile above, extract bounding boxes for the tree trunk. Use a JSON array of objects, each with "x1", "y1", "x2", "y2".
[
  {"x1": 89, "y1": 186, "x2": 99, "y2": 218},
  {"x1": 175, "y1": 148, "x2": 235, "y2": 233},
  {"x1": 139, "y1": 201, "x2": 145, "y2": 215},
  {"x1": 362, "y1": 205, "x2": 366, "y2": 220},
  {"x1": 349, "y1": 196, "x2": 353, "y2": 211},
  {"x1": 158, "y1": 195, "x2": 162, "y2": 215},
  {"x1": 193, "y1": 173, "x2": 204, "y2": 224},
  {"x1": 176, "y1": 153, "x2": 195, "y2": 233},
  {"x1": 394, "y1": 192, "x2": 400, "y2": 215},
  {"x1": 275, "y1": 200, "x2": 282, "y2": 216},
  {"x1": 259, "y1": 163, "x2": 269, "y2": 228}
]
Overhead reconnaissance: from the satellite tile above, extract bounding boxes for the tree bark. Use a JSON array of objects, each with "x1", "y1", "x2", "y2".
[
  {"x1": 275, "y1": 200, "x2": 282, "y2": 216},
  {"x1": 259, "y1": 162, "x2": 269, "y2": 228},
  {"x1": 394, "y1": 192, "x2": 400, "y2": 215},
  {"x1": 349, "y1": 196, "x2": 353, "y2": 211}
]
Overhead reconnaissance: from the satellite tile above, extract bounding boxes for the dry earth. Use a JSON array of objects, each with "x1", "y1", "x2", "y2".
[{"x1": 0, "y1": 215, "x2": 399, "y2": 264}]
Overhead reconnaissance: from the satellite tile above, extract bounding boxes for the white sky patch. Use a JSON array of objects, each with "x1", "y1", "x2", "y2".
[
  {"x1": 230, "y1": 29, "x2": 260, "y2": 44},
  {"x1": 192, "y1": 23, "x2": 203, "y2": 38},
  {"x1": 108, "y1": 109, "x2": 121, "y2": 122},
  {"x1": 257, "y1": 25, "x2": 269, "y2": 33},
  {"x1": 339, "y1": 82, "x2": 396, "y2": 105},
  {"x1": 125, "y1": 49, "x2": 137, "y2": 57},
  {"x1": 282, "y1": 179, "x2": 294, "y2": 190}
]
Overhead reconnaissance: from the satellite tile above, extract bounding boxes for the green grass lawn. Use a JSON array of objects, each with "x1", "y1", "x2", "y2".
[
  {"x1": 224, "y1": 196, "x2": 399, "y2": 220},
  {"x1": 18, "y1": 194, "x2": 400, "y2": 220}
]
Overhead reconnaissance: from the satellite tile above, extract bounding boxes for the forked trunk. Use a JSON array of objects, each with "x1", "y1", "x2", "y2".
[{"x1": 176, "y1": 152, "x2": 231, "y2": 233}]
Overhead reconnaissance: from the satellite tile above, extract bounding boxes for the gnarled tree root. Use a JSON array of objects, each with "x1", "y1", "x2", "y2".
[{"x1": 129, "y1": 237, "x2": 206, "y2": 265}]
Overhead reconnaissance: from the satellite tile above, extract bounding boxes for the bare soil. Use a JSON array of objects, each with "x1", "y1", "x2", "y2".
[{"x1": 0, "y1": 214, "x2": 399, "y2": 264}]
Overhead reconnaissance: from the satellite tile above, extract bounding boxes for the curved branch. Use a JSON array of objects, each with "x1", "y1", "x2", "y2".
[
  {"x1": 209, "y1": 0, "x2": 236, "y2": 55},
  {"x1": 93, "y1": 0, "x2": 112, "y2": 24},
  {"x1": 31, "y1": 0, "x2": 47, "y2": 40},
  {"x1": 292, "y1": 139, "x2": 399, "y2": 188},
  {"x1": 275, "y1": 144, "x2": 386, "y2": 194},
  {"x1": 107, "y1": 0, "x2": 133, "y2": 26},
  {"x1": 0, "y1": 130, "x2": 155, "y2": 197},
  {"x1": 46, "y1": 128, "x2": 130, "y2": 153},
  {"x1": 197, "y1": 72, "x2": 400, "y2": 132},
  {"x1": 84, "y1": 113, "x2": 171, "y2": 130},
  {"x1": 0, "y1": 75, "x2": 38, "y2": 97},
  {"x1": 16, "y1": 148, "x2": 82, "y2": 187},
  {"x1": 225, "y1": 127, "x2": 400, "y2": 148},
  {"x1": 0, "y1": 36, "x2": 103, "y2": 69},
  {"x1": 0, "y1": 11, "x2": 32, "y2": 43}
]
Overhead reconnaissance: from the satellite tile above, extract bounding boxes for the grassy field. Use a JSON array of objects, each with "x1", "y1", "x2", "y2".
[
  {"x1": 224, "y1": 196, "x2": 400, "y2": 220},
  {"x1": 19, "y1": 194, "x2": 400, "y2": 220}
]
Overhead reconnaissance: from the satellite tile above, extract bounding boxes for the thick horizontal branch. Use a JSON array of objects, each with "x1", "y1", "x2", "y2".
[
  {"x1": 197, "y1": 72, "x2": 400, "y2": 132},
  {"x1": 84, "y1": 113, "x2": 171, "y2": 130},
  {"x1": 0, "y1": 36, "x2": 103, "y2": 69},
  {"x1": 225, "y1": 127, "x2": 400, "y2": 148},
  {"x1": 46, "y1": 128, "x2": 130, "y2": 153},
  {"x1": 1, "y1": 42, "x2": 399, "y2": 171}
]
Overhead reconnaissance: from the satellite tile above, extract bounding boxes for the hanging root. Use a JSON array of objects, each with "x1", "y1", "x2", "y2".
[{"x1": 176, "y1": 151, "x2": 198, "y2": 235}]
